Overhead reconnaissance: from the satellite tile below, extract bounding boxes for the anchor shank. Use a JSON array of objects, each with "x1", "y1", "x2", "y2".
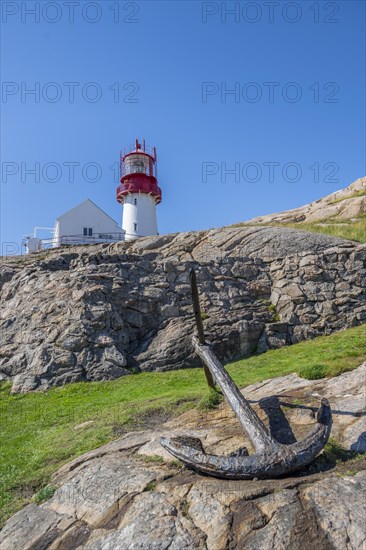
[
  {"x1": 193, "y1": 338, "x2": 277, "y2": 452},
  {"x1": 190, "y1": 268, "x2": 206, "y2": 345},
  {"x1": 190, "y1": 269, "x2": 216, "y2": 390}
]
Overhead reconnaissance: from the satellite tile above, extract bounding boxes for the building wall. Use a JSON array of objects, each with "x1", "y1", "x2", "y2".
[
  {"x1": 122, "y1": 192, "x2": 158, "y2": 240},
  {"x1": 53, "y1": 201, "x2": 124, "y2": 246}
]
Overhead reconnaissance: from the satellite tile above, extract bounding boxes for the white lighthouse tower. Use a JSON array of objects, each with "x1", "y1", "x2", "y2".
[{"x1": 117, "y1": 139, "x2": 162, "y2": 240}]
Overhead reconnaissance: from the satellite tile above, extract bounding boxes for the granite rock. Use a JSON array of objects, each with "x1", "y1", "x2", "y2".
[{"x1": 0, "y1": 226, "x2": 365, "y2": 392}]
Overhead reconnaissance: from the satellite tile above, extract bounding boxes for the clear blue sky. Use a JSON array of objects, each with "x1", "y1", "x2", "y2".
[{"x1": 1, "y1": 0, "x2": 365, "y2": 253}]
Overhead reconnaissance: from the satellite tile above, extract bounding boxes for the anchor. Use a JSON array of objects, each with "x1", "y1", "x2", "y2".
[{"x1": 160, "y1": 268, "x2": 332, "y2": 479}]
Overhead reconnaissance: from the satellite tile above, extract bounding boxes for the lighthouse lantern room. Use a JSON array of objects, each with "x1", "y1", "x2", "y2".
[{"x1": 116, "y1": 139, "x2": 162, "y2": 240}]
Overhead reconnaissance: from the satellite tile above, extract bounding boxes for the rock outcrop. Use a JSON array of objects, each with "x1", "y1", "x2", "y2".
[
  {"x1": 244, "y1": 176, "x2": 366, "y2": 224},
  {"x1": 1, "y1": 364, "x2": 365, "y2": 549},
  {"x1": 1, "y1": 226, "x2": 365, "y2": 393}
]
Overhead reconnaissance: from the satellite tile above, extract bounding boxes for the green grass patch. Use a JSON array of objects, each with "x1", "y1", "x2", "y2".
[
  {"x1": 228, "y1": 324, "x2": 365, "y2": 384},
  {"x1": 328, "y1": 189, "x2": 366, "y2": 205},
  {"x1": 282, "y1": 215, "x2": 366, "y2": 243},
  {"x1": 33, "y1": 485, "x2": 56, "y2": 504},
  {"x1": 322, "y1": 438, "x2": 350, "y2": 463},
  {"x1": 234, "y1": 214, "x2": 366, "y2": 243},
  {"x1": 267, "y1": 303, "x2": 280, "y2": 321},
  {"x1": 198, "y1": 389, "x2": 223, "y2": 411},
  {"x1": 0, "y1": 324, "x2": 365, "y2": 527},
  {"x1": 144, "y1": 481, "x2": 157, "y2": 492},
  {"x1": 141, "y1": 455, "x2": 164, "y2": 464},
  {"x1": 299, "y1": 363, "x2": 328, "y2": 380},
  {"x1": 309, "y1": 438, "x2": 364, "y2": 473},
  {"x1": 167, "y1": 460, "x2": 184, "y2": 469}
]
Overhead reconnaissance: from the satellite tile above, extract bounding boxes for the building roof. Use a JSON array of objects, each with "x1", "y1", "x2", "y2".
[{"x1": 55, "y1": 199, "x2": 121, "y2": 228}]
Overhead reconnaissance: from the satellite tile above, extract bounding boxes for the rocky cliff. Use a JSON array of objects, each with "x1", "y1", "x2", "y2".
[
  {"x1": 1, "y1": 364, "x2": 365, "y2": 549},
  {"x1": 1, "y1": 226, "x2": 366, "y2": 393},
  {"x1": 244, "y1": 176, "x2": 366, "y2": 225}
]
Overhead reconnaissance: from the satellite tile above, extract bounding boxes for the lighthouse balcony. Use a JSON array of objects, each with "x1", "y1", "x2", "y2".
[
  {"x1": 116, "y1": 183, "x2": 162, "y2": 204},
  {"x1": 121, "y1": 142, "x2": 156, "y2": 158}
]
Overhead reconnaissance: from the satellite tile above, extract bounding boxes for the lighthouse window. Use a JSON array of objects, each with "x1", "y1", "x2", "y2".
[
  {"x1": 132, "y1": 160, "x2": 144, "y2": 173},
  {"x1": 134, "y1": 223, "x2": 137, "y2": 231},
  {"x1": 134, "y1": 198, "x2": 137, "y2": 205}
]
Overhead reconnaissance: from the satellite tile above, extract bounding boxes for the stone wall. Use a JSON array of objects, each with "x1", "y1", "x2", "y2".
[{"x1": 0, "y1": 226, "x2": 365, "y2": 393}]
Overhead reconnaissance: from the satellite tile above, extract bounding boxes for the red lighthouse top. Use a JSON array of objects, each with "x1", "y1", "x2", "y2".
[{"x1": 116, "y1": 139, "x2": 162, "y2": 204}]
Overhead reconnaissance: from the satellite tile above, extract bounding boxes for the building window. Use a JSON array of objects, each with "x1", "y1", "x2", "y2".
[
  {"x1": 134, "y1": 198, "x2": 137, "y2": 205},
  {"x1": 133, "y1": 223, "x2": 137, "y2": 232},
  {"x1": 83, "y1": 227, "x2": 93, "y2": 236}
]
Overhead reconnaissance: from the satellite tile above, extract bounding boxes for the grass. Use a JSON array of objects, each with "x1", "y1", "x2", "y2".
[
  {"x1": 321, "y1": 438, "x2": 351, "y2": 463},
  {"x1": 234, "y1": 214, "x2": 366, "y2": 243},
  {"x1": 268, "y1": 303, "x2": 280, "y2": 322},
  {"x1": 144, "y1": 481, "x2": 157, "y2": 492},
  {"x1": 328, "y1": 189, "x2": 366, "y2": 205},
  {"x1": 305, "y1": 437, "x2": 365, "y2": 476},
  {"x1": 282, "y1": 214, "x2": 366, "y2": 243},
  {"x1": 141, "y1": 455, "x2": 164, "y2": 464},
  {"x1": 33, "y1": 485, "x2": 56, "y2": 504},
  {"x1": 299, "y1": 363, "x2": 328, "y2": 380},
  {"x1": 0, "y1": 324, "x2": 365, "y2": 526},
  {"x1": 198, "y1": 388, "x2": 223, "y2": 410},
  {"x1": 313, "y1": 438, "x2": 363, "y2": 471},
  {"x1": 2, "y1": 251, "x2": 52, "y2": 266}
]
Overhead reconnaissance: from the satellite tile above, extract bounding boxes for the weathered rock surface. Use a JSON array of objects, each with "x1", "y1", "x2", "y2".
[
  {"x1": 1, "y1": 226, "x2": 365, "y2": 393},
  {"x1": 245, "y1": 176, "x2": 366, "y2": 224},
  {"x1": 1, "y1": 364, "x2": 365, "y2": 549}
]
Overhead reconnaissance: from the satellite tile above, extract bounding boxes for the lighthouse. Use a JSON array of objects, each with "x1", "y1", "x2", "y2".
[{"x1": 116, "y1": 139, "x2": 162, "y2": 240}]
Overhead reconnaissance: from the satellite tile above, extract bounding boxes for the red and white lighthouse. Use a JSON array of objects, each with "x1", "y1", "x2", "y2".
[{"x1": 116, "y1": 139, "x2": 162, "y2": 240}]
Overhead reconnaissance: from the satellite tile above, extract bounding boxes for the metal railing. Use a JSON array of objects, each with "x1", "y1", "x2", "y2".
[
  {"x1": 122, "y1": 142, "x2": 156, "y2": 158},
  {"x1": 21, "y1": 230, "x2": 161, "y2": 254},
  {"x1": 37, "y1": 232, "x2": 126, "y2": 249}
]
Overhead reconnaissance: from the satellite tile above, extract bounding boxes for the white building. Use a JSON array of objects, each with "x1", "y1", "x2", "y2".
[
  {"x1": 52, "y1": 199, "x2": 125, "y2": 247},
  {"x1": 24, "y1": 140, "x2": 164, "y2": 253}
]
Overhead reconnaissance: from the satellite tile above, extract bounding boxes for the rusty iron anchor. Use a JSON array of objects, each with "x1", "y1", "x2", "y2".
[{"x1": 160, "y1": 268, "x2": 332, "y2": 479}]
